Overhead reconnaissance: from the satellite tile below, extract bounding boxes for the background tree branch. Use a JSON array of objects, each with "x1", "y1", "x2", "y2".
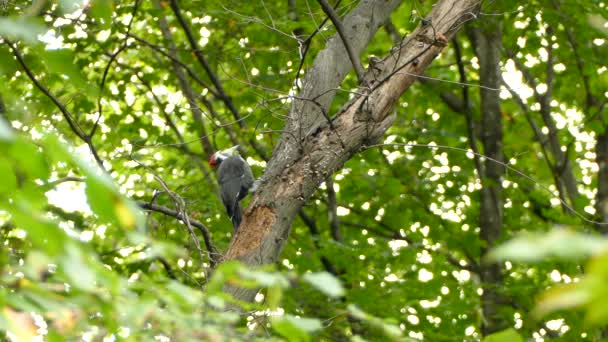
[{"x1": 223, "y1": 0, "x2": 481, "y2": 302}]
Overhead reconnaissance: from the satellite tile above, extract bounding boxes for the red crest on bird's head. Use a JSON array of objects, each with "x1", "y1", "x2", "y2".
[
  {"x1": 208, "y1": 153, "x2": 217, "y2": 167},
  {"x1": 209, "y1": 146, "x2": 239, "y2": 168}
]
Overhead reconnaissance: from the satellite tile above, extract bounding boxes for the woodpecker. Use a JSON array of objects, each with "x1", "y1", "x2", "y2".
[{"x1": 209, "y1": 146, "x2": 254, "y2": 232}]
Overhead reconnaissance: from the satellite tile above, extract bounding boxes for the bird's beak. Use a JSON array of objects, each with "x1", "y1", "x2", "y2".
[{"x1": 223, "y1": 145, "x2": 240, "y2": 155}]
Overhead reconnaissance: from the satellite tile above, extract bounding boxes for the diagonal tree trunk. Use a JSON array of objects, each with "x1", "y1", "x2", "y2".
[{"x1": 222, "y1": 0, "x2": 481, "y2": 302}]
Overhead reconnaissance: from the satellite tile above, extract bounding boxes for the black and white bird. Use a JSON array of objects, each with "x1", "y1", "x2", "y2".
[{"x1": 209, "y1": 146, "x2": 254, "y2": 232}]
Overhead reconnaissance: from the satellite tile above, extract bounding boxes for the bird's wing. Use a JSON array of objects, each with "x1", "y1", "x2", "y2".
[
  {"x1": 218, "y1": 157, "x2": 244, "y2": 214},
  {"x1": 239, "y1": 156, "x2": 254, "y2": 190}
]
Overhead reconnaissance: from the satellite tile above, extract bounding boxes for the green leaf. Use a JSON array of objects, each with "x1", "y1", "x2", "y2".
[
  {"x1": 207, "y1": 296, "x2": 225, "y2": 310},
  {"x1": 61, "y1": 244, "x2": 97, "y2": 291},
  {"x1": 303, "y1": 272, "x2": 345, "y2": 298},
  {"x1": 2, "y1": 307, "x2": 38, "y2": 341},
  {"x1": 58, "y1": 0, "x2": 81, "y2": 13},
  {"x1": 0, "y1": 17, "x2": 46, "y2": 44},
  {"x1": 533, "y1": 252, "x2": 608, "y2": 325},
  {"x1": 24, "y1": 251, "x2": 52, "y2": 280},
  {"x1": 9, "y1": 201, "x2": 67, "y2": 255},
  {"x1": 266, "y1": 284, "x2": 283, "y2": 310},
  {"x1": 166, "y1": 281, "x2": 203, "y2": 309},
  {"x1": 40, "y1": 49, "x2": 97, "y2": 97},
  {"x1": 588, "y1": 14, "x2": 608, "y2": 35},
  {"x1": 347, "y1": 305, "x2": 406, "y2": 341},
  {"x1": 44, "y1": 136, "x2": 144, "y2": 230},
  {"x1": 0, "y1": 158, "x2": 17, "y2": 195},
  {"x1": 284, "y1": 315, "x2": 322, "y2": 333},
  {"x1": 206, "y1": 261, "x2": 241, "y2": 295},
  {"x1": 534, "y1": 282, "x2": 591, "y2": 317},
  {"x1": 272, "y1": 314, "x2": 321, "y2": 342},
  {"x1": 10, "y1": 138, "x2": 49, "y2": 181},
  {"x1": 90, "y1": 0, "x2": 114, "y2": 29},
  {"x1": 482, "y1": 328, "x2": 523, "y2": 342},
  {"x1": 487, "y1": 229, "x2": 608, "y2": 262},
  {"x1": 240, "y1": 269, "x2": 289, "y2": 288},
  {"x1": 0, "y1": 118, "x2": 15, "y2": 141}
]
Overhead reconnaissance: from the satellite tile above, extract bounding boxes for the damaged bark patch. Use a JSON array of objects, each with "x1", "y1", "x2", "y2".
[
  {"x1": 275, "y1": 161, "x2": 306, "y2": 198},
  {"x1": 225, "y1": 206, "x2": 276, "y2": 259}
]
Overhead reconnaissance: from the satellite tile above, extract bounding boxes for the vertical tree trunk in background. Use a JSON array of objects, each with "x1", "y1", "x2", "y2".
[
  {"x1": 596, "y1": 131, "x2": 608, "y2": 233},
  {"x1": 222, "y1": 0, "x2": 481, "y2": 302},
  {"x1": 153, "y1": 0, "x2": 214, "y2": 158},
  {"x1": 470, "y1": 20, "x2": 509, "y2": 335}
]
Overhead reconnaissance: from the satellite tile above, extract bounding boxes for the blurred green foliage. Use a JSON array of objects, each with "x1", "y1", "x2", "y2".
[{"x1": 0, "y1": 0, "x2": 606, "y2": 340}]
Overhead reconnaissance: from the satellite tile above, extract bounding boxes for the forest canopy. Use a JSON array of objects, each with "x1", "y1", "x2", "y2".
[{"x1": 0, "y1": 0, "x2": 607, "y2": 341}]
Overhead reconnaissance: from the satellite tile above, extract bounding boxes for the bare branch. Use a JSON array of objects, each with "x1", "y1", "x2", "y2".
[
  {"x1": 137, "y1": 201, "x2": 219, "y2": 264},
  {"x1": 224, "y1": 0, "x2": 484, "y2": 305},
  {"x1": 153, "y1": 0, "x2": 214, "y2": 157},
  {"x1": 91, "y1": 0, "x2": 141, "y2": 137},
  {"x1": 167, "y1": 0, "x2": 241, "y2": 121},
  {"x1": 156, "y1": 257, "x2": 177, "y2": 279},
  {"x1": 298, "y1": 209, "x2": 341, "y2": 275},
  {"x1": 383, "y1": 18, "x2": 402, "y2": 45},
  {"x1": 507, "y1": 48, "x2": 580, "y2": 207},
  {"x1": 550, "y1": 0, "x2": 599, "y2": 110},
  {"x1": 127, "y1": 33, "x2": 218, "y2": 97},
  {"x1": 317, "y1": 0, "x2": 365, "y2": 83},
  {"x1": 44, "y1": 176, "x2": 86, "y2": 189},
  {"x1": 91, "y1": 44, "x2": 128, "y2": 137},
  {"x1": 293, "y1": 1, "x2": 343, "y2": 92},
  {"x1": 7, "y1": 40, "x2": 85, "y2": 140},
  {"x1": 6, "y1": 39, "x2": 107, "y2": 172},
  {"x1": 168, "y1": 0, "x2": 268, "y2": 160},
  {"x1": 325, "y1": 177, "x2": 342, "y2": 241},
  {"x1": 454, "y1": 37, "x2": 484, "y2": 177}
]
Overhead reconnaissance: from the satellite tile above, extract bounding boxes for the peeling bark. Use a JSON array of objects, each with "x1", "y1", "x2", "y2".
[{"x1": 222, "y1": 0, "x2": 481, "y2": 302}]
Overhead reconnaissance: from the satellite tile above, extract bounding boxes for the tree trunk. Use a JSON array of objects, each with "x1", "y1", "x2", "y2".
[
  {"x1": 222, "y1": 0, "x2": 481, "y2": 302},
  {"x1": 470, "y1": 19, "x2": 509, "y2": 335},
  {"x1": 596, "y1": 130, "x2": 608, "y2": 233}
]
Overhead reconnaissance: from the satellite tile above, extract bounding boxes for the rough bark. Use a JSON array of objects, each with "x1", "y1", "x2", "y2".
[
  {"x1": 469, "y1": 20, "x2": 509, "y2": 335},
  {"x1": 596, "y1": 130, "x2": 608, "y2": 233},
  {"x1": 223, "y1": 0, "x2": 481, "y2": 302},
  {"x1": 281, "y1": 0, "x2": 403, "y2": 142},
  {"x1": 595, "y1": 134, "x2": 608, "y2": 342}
]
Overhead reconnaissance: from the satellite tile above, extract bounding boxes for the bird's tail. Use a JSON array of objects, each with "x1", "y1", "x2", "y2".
[{"x1": 231, "y1": 202, "x2": 243, "y2": 233}]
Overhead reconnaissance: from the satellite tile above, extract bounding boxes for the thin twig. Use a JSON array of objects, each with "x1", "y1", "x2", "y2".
[
  {"x1": 6, "y1": 39, "x2": 107, "y2": 172},
  {"x1": 325, "y1": 177, "x2": 342, "y2": 241},
  {"x1": 154, "y1": 0, "x2": 214, "y2": 157},
  {"x1": 316, "y1": 0, "x2": 365, "y2": 83},
  {"x1": 293, "y1": 0, "x2": 342, "y2": 92},
  {"x1": 168, "y1": 0, "x2": 241, "y2": 121},
  {"x1": 157, "y1": 257, "x2": 177, "y2": 279},
  {"x1": 298, "y1": 209, "x2": 341, "y2": 275},
  {"x1": 364, "y1": 143, "x2": 608, "y2": 226},
  {"x1": 137, "y1": 201, "x2": 220, "y2": 264},
  {"x1": 453, "y1": 38, "x2": 484, "y2": 177},
  {"x1": 168, "y1": 0, "x2": 268, "y2": 160},
  {"x1": 134, "y1": 159, "x2": 215, "y2": 270},
  {"x1": 126, "y1": 33, "x2": 218, "y2": 97},
  {"x1": 43, "y1": 176, "x2": 86, "y2": 189},
  {"x1": 91, "y1": 0, "x2": 141, "y2": 137}
]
